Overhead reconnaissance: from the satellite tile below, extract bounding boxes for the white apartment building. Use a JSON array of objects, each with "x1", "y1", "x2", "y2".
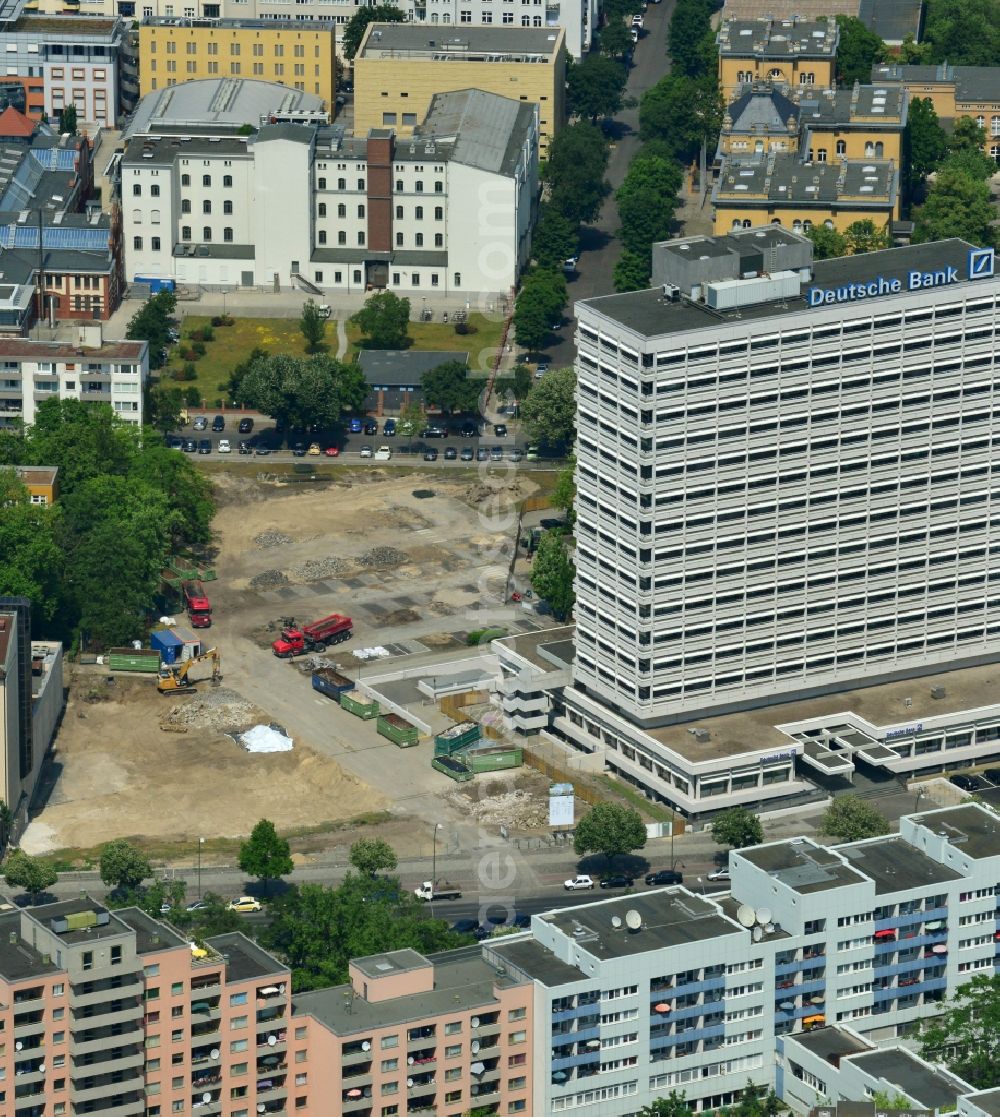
[
  {"x1": 0, "y1": 326, "x2": 148, "y2": 427},
  {"x1": 122, "y1": 87, "x2": 537, "y2": 295},
  {"x1": 555, "y1": 227, "x2": 1000, "y2": 818},
  {"x1": 489, "y1": 802, "x2": 1000, "y2": 1117}
]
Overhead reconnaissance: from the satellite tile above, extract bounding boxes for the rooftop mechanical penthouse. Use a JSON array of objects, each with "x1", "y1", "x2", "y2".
[{"x1": 558, "y1": 228, "x2": 1000, "y2": 818}]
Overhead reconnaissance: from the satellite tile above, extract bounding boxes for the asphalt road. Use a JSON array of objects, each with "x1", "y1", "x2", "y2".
[{"x1": 545, "y1": 0, "x2": 677, "y2": 371}]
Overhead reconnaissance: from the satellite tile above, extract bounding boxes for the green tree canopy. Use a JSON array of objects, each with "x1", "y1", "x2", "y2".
[
  {"x1": 420, "y1": 360, "x2": 480, "y2": 414},
  {"x1": 544, "y1": 123, "x2": 610, "y2": 225},
  {"x1": 616, "y1": 151, "x2": 683, "y2": 259},
  {"x1": 532, "y1": 207, "x2": 579, "y2": 270},
  {"x1": 514, "y1": 269, "x2": 568, "y2": 354},
  {"x1": 299, "y1": 298, "x2": 327, "y2": 353},
  {"x1": 711, "y1": 807, "x2": 764, "y2": 849},
  {"x1": 261, "y1": 876, "x2": 469, "y2": 991},
  {"x1": 550, "y1": 455, "x2": 576, "y2": 521},
  {"x1": 922, "y1": 0, "x2": 1000, "y2": 65},
  {"x1": 844, "y1": 220, "x2": 891, "y2": 254},
  {"x1": 906, "y1": 96, "x2": 949, "y2": 195},
  {"x1": 668, "y1": 0, "x2": 714, "y2": 77},
  {"x1": 240, "y1": 353, "x2": 368, "y2": 430},
  {"x1": 0, "y1": 470, "x2": 65, "y2": 620},
  {"x1": 350, "y1": 290, "x2": 411, "y2": 349},
  {"x1": 341, "y1": 4, "x2": 405, "y2": 60},
  {"x1": 614, "y1": 249, "x2": 653, "y2": 292},
  {"x1": 573, "y1": 802, "x2": 647, "y2": 865},
  {"x1": 521, "y1": 366, "x2": 576, "y2": 449},
  {"x1": 819, "y1": 794, "x2": 890, "y2": 841},
  {"x1": 567, "y1": 54, "x2": 629, "y2": 121},
  {"x1": 834, "y1": 16, "x2": 887, "y2": 85},
  {"x1": 100, "y1": 839, "x2": 152, "y2": 894},
  {"x1": 4, "y1": 849, "x2": 57, "y2": 903},
  {"x1": 599, "y1": 19, "x2": 633, "y2": 60},
  {"x1": 640, "y1": 74, "x2": 722, "y2": 163},
  {"x1": 919, "y1": 972, "x2": 1000, "y2": 1087},
  {"x1": 349, "y1": 837, "x2": 398, "y2": 877},
  {"x1": 238, "y1": 819, "x2": 294, "y2": 894},
  {"x1": 126, "y1": 289, "x2": 176, "y2": 370},
  {"x1": 530, "y1": 528, "x2": 576, "y2": 620},
  {"x1": 914, "y1": 167, "x2": 997, "y2": 246},
  {"x1": 58, "y1": 104, "x2": 77, "y2": 135},
  {"x1": 807, "y1": 224, "x2": 849, "y2": 259},
  {"x1": 640, "y1": 1090, "x2": 695, "y2": 1117}
]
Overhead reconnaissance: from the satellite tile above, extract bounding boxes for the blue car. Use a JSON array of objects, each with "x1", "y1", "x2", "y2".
[{"x1": 349, "y1": 418, "x2": 363, "y2": 434}]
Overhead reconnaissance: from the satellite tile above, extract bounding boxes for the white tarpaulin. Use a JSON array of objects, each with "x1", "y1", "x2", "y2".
[{"x1": 240, "y1": 725, "x2": 293, "y2": 753}]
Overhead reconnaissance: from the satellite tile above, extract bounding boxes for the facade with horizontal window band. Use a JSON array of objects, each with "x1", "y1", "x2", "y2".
[{"x1": 556, "y1": 227, "x2": 1000, "y2": 818}]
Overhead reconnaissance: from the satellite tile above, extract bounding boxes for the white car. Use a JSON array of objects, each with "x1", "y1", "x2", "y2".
[
  {"x1": 564, "y1": 875, "x2": 595, "y2": 891},
  {"x1": 707, "y1": 867, "x2": 730, "y2": 882},
  {"x1": 630, "y1": 27, "x2": 639, "y2": 42},
  {"x1": 217, "y1": 439, "x2": 231, "y2": 453},
  {"x1": 359, "y1": 444, "x2": 373, "y2": 458},
  {"x1": 631, "y1": 14, "x2": 643, "y2": 26},
  {"x1": 374, "y1": 445, "x2": 392, "y2": 461}
]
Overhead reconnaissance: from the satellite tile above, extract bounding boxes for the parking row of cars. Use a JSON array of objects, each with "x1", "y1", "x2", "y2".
[{"x1": 949, "y1": 770, "x2": 1000, "y2": 792}]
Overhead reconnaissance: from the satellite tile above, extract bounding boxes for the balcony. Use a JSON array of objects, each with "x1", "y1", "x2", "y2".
[
  {"x1": 71, "y1": 1068, "x2": 144, "y2": 1104},
  {"x1": 72, "y1": 977, "x2": 142, "y2": 1008},
  {"x1": 257, "y1": 1028, "x2": 287, "y2": 1050},
  {"x1": 13, "y1": 1011, "x2": 45, "y2": 1035},
  {"x1": 71, "y1": 1094, "x2": 144, "y2": 1117},
  {"x1": 72, "y1": 1022, "x2": 143, "y2": 1056},
  {"x1": 72, "y1": 999, "x2": 142, "y2": 1026}
]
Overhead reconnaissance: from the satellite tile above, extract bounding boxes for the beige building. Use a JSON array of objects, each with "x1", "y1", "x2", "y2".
[
  {"x1": 13, "y1": 465, "x2": 58, "y2": 505},
  {"x1": 718, "y1": 17, "x2": 839, "y2": 98},
  {"x1": 353, "y1": 23, "x2": 565, "y2": 154},
  {"x1": 138, "y1": 17, "x2": 338, "y2": 108}
]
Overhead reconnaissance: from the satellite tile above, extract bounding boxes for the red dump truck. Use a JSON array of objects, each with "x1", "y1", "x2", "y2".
[
  {"x1": 182, "y1": 580, "x2": 212, "y2": 629},
  {"x1": 271, "y1": 613, "x2": 353, "y2": 658}
]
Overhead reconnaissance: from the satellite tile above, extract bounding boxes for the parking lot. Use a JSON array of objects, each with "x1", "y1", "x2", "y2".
[{"x1": 948, "y1": 768, "x2": 1000, "y2": 794}]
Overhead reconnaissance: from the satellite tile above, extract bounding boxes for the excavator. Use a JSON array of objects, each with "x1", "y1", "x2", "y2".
[{"x1": 157, "y1": 648, "x2": 222, "y2": 694}]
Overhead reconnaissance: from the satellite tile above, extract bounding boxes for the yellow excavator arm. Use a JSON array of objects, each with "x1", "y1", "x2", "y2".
[{"x1": 157, "y1": 648, "x2": 222, "y2": 694}]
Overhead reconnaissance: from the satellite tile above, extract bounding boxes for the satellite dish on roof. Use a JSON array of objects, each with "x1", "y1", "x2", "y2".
[
  {"x1": 361, "y1": 1041, "x2": 371, "y2": 1051},
  {"x1": 210, "y1": 1049, "x2": 220, "y2": 1061},
  {"x1": 752, "y1": 926, "x2": 763, "y2": 942},
  {"x1": 611, "y1": 915, "x2": 623, "y2": 929},
  {"x1": 203, "y1": 1094, "x2": 212, "y2": 1104},
  {"x1": 737, "y1": 904, "x2": 756, "y2": 928},
  {"x1": 625, "y1": 909, "x2": 642, "y2": 931},
  {"x1": 756, "y1": 907, "x2": 772, "y2": 925}
]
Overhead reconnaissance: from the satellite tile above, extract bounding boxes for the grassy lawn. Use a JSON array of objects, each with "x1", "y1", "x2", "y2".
[
  {"x1": 160, "y1": 316, "x2": 317, "y2": 406},
  {"x1": 345, "y1": 311, "x2": 505, "y2": 368}
]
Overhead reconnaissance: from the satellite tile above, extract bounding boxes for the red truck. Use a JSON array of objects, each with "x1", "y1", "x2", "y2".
[
  {"x1": 271, "y1": 613, "x2": 353, "y2": 658},
  {"x1": 182, "y1": 580, "x2": 212, "y2": 629}
]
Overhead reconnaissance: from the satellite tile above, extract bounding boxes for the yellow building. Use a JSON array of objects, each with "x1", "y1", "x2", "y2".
[
  {"x1": 712, "y1": 152, "x2": 899, "y2": 235},
  {"x1": 13, "y1": 466, "x2": 58, "y2": 505},
  {"x1": 717, "y1": 17, "x2": 838, "y2": 99},
  {"x1": 138, "y1": 17, "x2": 337, "y2": 109},
  {"x1": 872, "y1": 62, "x2": 1000, "y2": 160},
  {"x1": 353, "y1": 23, "x2": 565, "y2": 155}
]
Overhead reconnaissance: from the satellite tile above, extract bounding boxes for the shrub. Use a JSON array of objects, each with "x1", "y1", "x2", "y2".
[
  {"x1": 191, "y1": 341, "x2": 207, "y2": 357},
  {"x1": 210, "y1": 316, "x2": 224, "y2": 328},
  {"x1": 467, "y1": 626, "x2": 508, "y2": 646},
  {"x1": 179, "y1": 347, "x2": 198, "y2": 362},
  {"x1": 202, "y1": 325, "x2": 214, "y2": 341},
  {"x1": 169, "y1": 367, "x2": 186, "y2": 382},
  {"x1": 183, "y1": 387, "x2": 201, "y2": 406},
  {"x1": 182, "y1": 363, "x2": 198, "y2": 381}
]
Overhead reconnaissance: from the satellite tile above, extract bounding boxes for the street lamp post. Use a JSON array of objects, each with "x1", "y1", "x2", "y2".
[
  {"x1": 430, "y1": 823, "x2": 443, "y2": 917},
  {"x1": 198, "y1": 836, "x2": 205, "y2": 898}
]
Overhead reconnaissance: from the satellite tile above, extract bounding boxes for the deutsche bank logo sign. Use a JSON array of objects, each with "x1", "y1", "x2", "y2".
[{"x1": 969, "y1": 247, "x2": 995, "y2": 280}]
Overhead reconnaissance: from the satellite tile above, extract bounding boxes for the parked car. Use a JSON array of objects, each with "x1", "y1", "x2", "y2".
[
  {"x1": 217, "y1": 439, "x2": 231, "y2": 453},
  {"x1": 645, "y1": 869, "x2": 683, "y2": 886},
  {"x1": 707, "y1": 867, "x2": 731, "y2": 882},
  {"x1": 238, "y1": 417, "x2": 254, "y2": 434},
  {"x1": 227, "y1": 896, "x2": 262, "y2": 913},
  {"x1": 508, "y1": 448, "x2": 524, "y2": 462},
  {"x1": 359, "y1": 444, "x2": 373, "y2": 458},
  {"x1": 526, "y1": 446, "x2": 540, "y2": 461},
  {"x1": 159, "y1": 902, "x2": 172, "y2": 915},
  {"x1": 452, "y1": 918, "x2": 489, "y2": 940},
  {"x1": 325, "y1": 445, "x2": 340, "y2": 457},
  {"x1": 983, "y1": 769, "x2": 1000, "y2": 784},
  {"x1": 494, "y1": 423, "x2": 508, "y2": 437},
  {"x1": 254, "y1": 446, "x2": 271, "y2": 456},
  {"x1": 238, "y1": 440, "x2": 253, "y2": 454},
  {"x1": 460, "y1": 420, "x2": 479, "y2": 438},
  {"x1": 198, "y1": 439, "x2": 212, "y2": 454},
  {"x1": 364, "y1": 420, "x2": 378, "y2": 436},
  {"x1": 349, "y1": 417, "x2": 363, "y2": 434},
  {"x1": 490, "y1": 446, "x2": 504, "y2": 461},
  {"x1": 211, "y1": 415, "x2": 225, "y2": 432},
  {"x1": 424, "y1": 448, "x2": 439, "y2": 461},
  {"x1": 291, "y1": 442, "x2": 306, "y2": 457},
  {"x1": 374, "y1": 446, "x2": 392, "y2": 461},
  {"x1": 949, "y1": 774, "x2": 978, "y2": 791},
  {"x1": 564, "y1": 875, "x2": 595, "y2": 891},
  {"x1": 168, "y1": 437, "x2": 183, "y2": 450},
  {"x1": 460, "y1": 446, "x2": 475, "y2": 461},
  {"x1": 476, "y1": 447, "x2": 489, "y2": 461},
  {"x1": 444, "y1": 447, "x2": 458, "y2": 460},
  {"x1": 183, "y1": 438, "x2": 197, "y2": 452},
  {"x1": 383, "y1": 418, "x2": 397, "y2": 436},
  {"x1": 599, "y1": 874, "x2": 634, "y2": 890},
  {"x1": 192, "y1": 415, "x2": 208, "y2": 431},
  {"x1": 422, "y1": 425, "x2": 447, "y2": 438},
  {"x1": 185, "y1": 899, "x2": 209, "y2": 912},
  {"x1": 307, "y1": 442, "x2": 322, "y2": 455}
]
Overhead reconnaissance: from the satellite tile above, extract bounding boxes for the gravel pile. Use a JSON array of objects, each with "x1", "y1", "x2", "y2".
[
  {"x1": 163, "y1": 687, "x2": 258, "y2": 733},
  {"x1": 255, "y1": 531, "x2": 293, "y2": 548},
  {"x1": 451, "y1": 787, "x2": 547, "y2": 829},
  {"x1": 290, "y1": 557, "x2": 350, "y2": 582},
  {"x1": 250, "y1": 569, "x2": 289, "y2": 590},
  {"x1": 358, "y1": 545, "x2": 406, "y2": 569}
]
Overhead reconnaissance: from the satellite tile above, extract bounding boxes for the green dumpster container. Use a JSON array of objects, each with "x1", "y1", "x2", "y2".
[
  {"x1": 433, "y1": 756, "x2": 474, "y2": 782},
  {"x1": 377, "y1": 713, "x2": 420, "y2": 748},
  {"x1": 434, "y1": 721, "x2": 482, "y2": 757},
  {"x1": 341, "y1": 691, "x2": 379, "y2": 719}
]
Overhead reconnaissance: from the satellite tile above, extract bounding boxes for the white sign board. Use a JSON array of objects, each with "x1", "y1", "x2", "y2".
[{"x1": 549, "y1": 794, "x2": 575, "y2": 827}]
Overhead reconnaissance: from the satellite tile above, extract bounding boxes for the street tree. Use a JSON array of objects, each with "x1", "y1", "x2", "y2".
[
  {"x1": 530, "y1": 529, "x2": 576, "y2": 620},
  {"x1": 820, "y1": 794, "x2": 890, "y2": 841},
  {"x1": 616, "y1": 152, "x2": 682, "y2": 258},
  {"x1": 914, "y1": 167, "x2": 997, "y2": 246},
  {"x1": 568, "y1": 54, "x2": 628, "y2": 120},
  {"x1": 711, "y1": 807, "x2": 764, "y2": 849},
  {"x1": 299, "y1": 298, "x2": 327, "y2": 353},
  {"x1": 948, "y1": 114, "x2": 989, "y2": 157},
  {"x1": 599, "y1": 19, "x2": 633, "y2": 59},
  {"x1": 349, "y1": 837, "x2": 398, "y2": 877},
  {"x1": 58, "y1": 104, "x2": 78, "y2": 135},
  {"x1": 100, "y1": 839, "x2": 152, "y2": 894},
  {"x1": 149, "y1": 385, "x2": 185, "y2": 436},
  {"x1": 922, "y1": 0, "x2": 1000, "y2": 66},
  {"x1": 4, "y1": 850, "x2": 57, "y2": 903},
  {"x1": 514, "y1": 269, "x2": 567, "y2": 355},
  {"x1": 126, "y1": 288, "x2": 176, "y2": 369},
  {"x1": 906, "y1": 96, "x2": 949, "y2": 195},
  {"x1": 941, "y1": 146, "x2": 1000, "y2": 181},
  {"x1": 240, "y1": 353, "x2": 368, "y2": 430},
  {"x1": 532, "y1": 207, "x2": 579, "y2": 269},
  {"x1": 919, "y1": 972, "x2": 1000, "y2": 1087},
  {"x1": 640, "y1": 74, "x2": 722, "y2": 163},
  {"x1": 544, "y1": 123, "x2": 610, "y2": 225},
  {"x1": 166, "y1": 891, "x2": 242, "y2": 937},
  {"x1": 238, "y1": 819, "x2": 294, "y2": 895},
  {"x1": 844, "y1": 220, "x2": 890, "y2": 254},
  {"x1": 350, "y1": 290, "x2": 411, "y2": 349},
  {"x1": 341, "y1": 4, "x2": 405, "y2": 59},
  {"x1": 573, "y1": 802, "x2": 647, "y2": 866},
  {"x1": 727, "y1": 1082, "x2": 781, "y2": 1117},
  {"x1": 550, "y1": 455, "x2": 576, "y2": 522},
  {"x1": 614, "y1": 249, "x2": 652, "y2": 292},
  {"x1": 807, "y1": 224, "x2": 848, "y2": 259},
  {"x1": 521, "y1": 366, "x2": 576, "y2": 449},
  {"x1": 668, "y1": 0, "x2": 714, "y2": 77},
  {"x1": 0, "y1": 471, "x2": 65, "y2": 620},
  {"x1": 835, "y1": 16, "x2": 887, "y2": 85},
  {"x1": 421, "y1": 359, "x2": 481, "y2": 414},
  {"x1": 640, "y1": 1091, "x2": 694, "y2": 1117}
]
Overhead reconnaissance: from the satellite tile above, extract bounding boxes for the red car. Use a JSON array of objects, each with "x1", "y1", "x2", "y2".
[
  {"x1": 189, "y1": 612, "x2": 212, "y2": 629},
  {"x1": 325, "y1": 446, "x2": 340, "y2": 457}
]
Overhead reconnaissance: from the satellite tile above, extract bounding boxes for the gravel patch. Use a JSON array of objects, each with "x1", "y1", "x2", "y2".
[
  {"x1": 358, "y1": 545, "x2": 407, "y2": 569},
  {"x1": 250, "y1": 569, "x2": 289, "y2": 590},
  {"x1": 290, "y1": 557, "x2": 351, "y2": 582},
  {"x1": 162, "y1": 687, "x2": 259, "y2": 733},
  {"x1": 450, "y1": 786, "x2": 547, "y2": 829},
  {"x1": 255, "y1": 531, "x2": 293, "y2": 548}
]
